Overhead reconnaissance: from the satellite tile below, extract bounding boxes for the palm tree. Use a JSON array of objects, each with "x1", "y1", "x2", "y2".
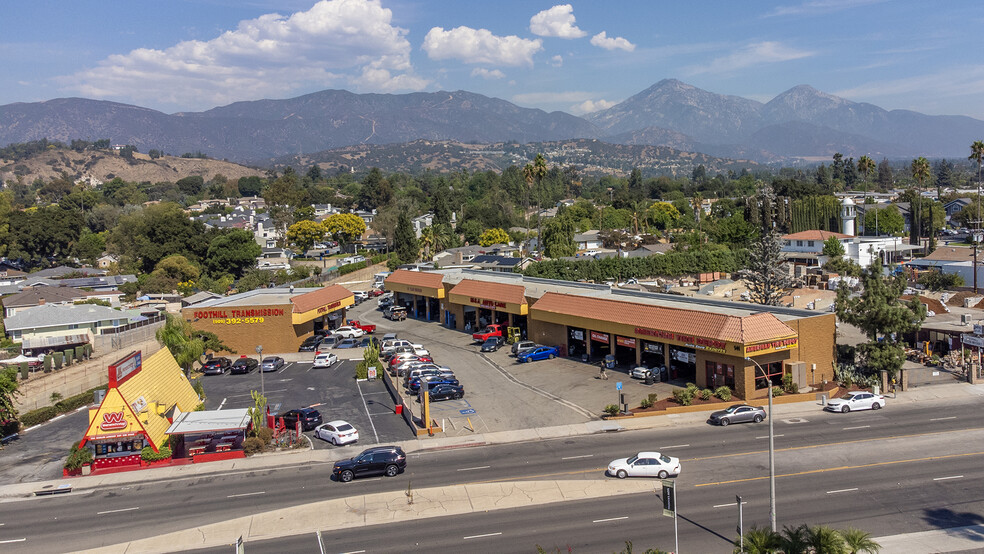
[
  {"x1": 418, "y1": 226, "x2": 434, "y2": 261},
  {"x1": 691, "y1": 192, "x2": 705, "y2": 238},
  {"x1": 531, "y1": 153, "x2": 548, "y2": 256},
  {"x1": 523, "y1": 163, "x2": 534, "y2": 255},
  {"x1": 970, "y1": 140, "x2": 984, "y2": 255},
  {"x1": 858, "y1": 155, "x2": 876, "y2": 235},
  {"x1": 631, "y1": 200, "x2": 650, "y2": 235},
  {"x1": 911, "y1": 157, "x2": 931, "y2": 247},
  {"x1": 779, "y1": 524, "x2": 810, "y2": 554},
  {"x1": 841, "y1": 527, "x2": 882, "y2": 553},
  {"x1": 806, "y1": 524, "x2": 847, "y2": 554},
  {"x1": 734, "y1": 525, "x2": 780, "y2": 554}
]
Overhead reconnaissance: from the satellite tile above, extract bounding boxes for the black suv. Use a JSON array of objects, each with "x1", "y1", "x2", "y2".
[
  {"x1": 333, "y1": 446, "x2": 406, "y2": 482},
  {"x1": 278, "y1": 408, "x2": 323, "y2": 431},
  {"x1": 230, "y1": 357, "x2": 258, "y2": 374},
  {"x1": 202, "y1": 357, "x2": 231, "y2": 375}
]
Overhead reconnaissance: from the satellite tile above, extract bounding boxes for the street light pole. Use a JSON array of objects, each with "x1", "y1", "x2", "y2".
[
  {"x1": 256, "y1": 345, "x2": 265, "y2": 397},
  {"x1": 746, "y1": 356, "x2": 776, "y2": 532}
]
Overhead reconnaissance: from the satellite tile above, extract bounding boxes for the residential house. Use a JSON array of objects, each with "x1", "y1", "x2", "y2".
[
  {"x1": 96, "y1": 254, "x2": 119, "y2": 269},
  {"x1": 353, "y1": 209, "x2": 376, "y2": 226},
  {"x1": 257, "y1": 247, "x2": 291, "y2": 271},
  {"x1": 781, "y1": 229, "x2": 919, "y2": 270},
  {"x1": 468, "y1": 255, "x2": 527, "y2": 273},
  {"x1": 574, "y1": 230, "x2": 603, "y2": 252},
  {"x1": 0, "y1": 267, "x2": 27, "y2": 287},
  {"x1": 412, "y1": 213, "x2": 434, "y2": 238},
  {"x1": 313, "y1": 204, "x2": 335, "y2": 219},
  {"x1": 944, "y1": 198, "x2": 974, "y2": 221},
  {"x1": 433, "y1": 244, "x2": 517, "y2": 267},
  {"x1": 2, "y1": 287, "x2": 122, "y2": 317},
  {"x1": 181, "y1": 291, "x2": 223, "y2": 307},
  {"x1": 907, "y1": 246, "x2": 984, "y2": 286},
  {"x1": 4, "y1": 303, "x2": 139, "y2": 354}
]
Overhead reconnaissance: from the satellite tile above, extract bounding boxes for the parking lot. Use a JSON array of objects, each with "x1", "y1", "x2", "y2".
[{"x1": 201, "y1": 357, "x2": 407, "y2": 449}]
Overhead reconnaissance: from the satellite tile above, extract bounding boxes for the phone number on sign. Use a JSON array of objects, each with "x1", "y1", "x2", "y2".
[{"x1": 212, "y1": 317, "x2": 265, "y2": 325}]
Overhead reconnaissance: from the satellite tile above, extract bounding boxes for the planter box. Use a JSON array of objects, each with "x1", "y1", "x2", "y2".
[{"x1": 139, "y1": 458, "x2": 172, "y2": 468}]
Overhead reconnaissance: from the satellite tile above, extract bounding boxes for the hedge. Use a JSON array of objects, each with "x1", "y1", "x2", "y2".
[
  {"x1": 522, "y1": 249, "x2": 743, "y2": 282},
  {"x1": 17, "y1": 386, "x2": 107, "y2": 429},
  {"x1": 337, "y1": 261, "x2": 368, "y2": 275},
  {"x1": 19, "y1": 406, "x2": 57, "y2": 428},
  {"x1": 141, "y1": 446, "x2": 172, "y2": 462}
]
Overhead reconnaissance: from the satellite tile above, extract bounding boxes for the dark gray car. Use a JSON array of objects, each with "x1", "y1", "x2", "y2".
[{"x1": 708, "y1": 404, "x2": 766, "y2": 426}]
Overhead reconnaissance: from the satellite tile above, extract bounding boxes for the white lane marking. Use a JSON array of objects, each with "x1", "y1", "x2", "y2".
[
  {"x1": 227, "y1": 491, "x2": 266, "y2": 498},
  {"x1": 355, "y1": 379, "x2": 380, "y2": 443},
  {"x1": 593, "y1": 516, "x2": 629, "y2": 523},
  {"x1": 660, "y1": 444, "x2": 689, "y2": 449},
  {"x1": 826, "y1": 488, "x2": 858, "y2": 494},
  {"x1": 562, "y1": 454, "x2": 594, "y2": 460},
  {"x1": 930, "y1": 416, "x2": 957, "y2": 421},
  {"x1": 842, "y1": 425, "x2": 870, "y2": 430},
  {"x1": 97, "y1": 507, "x2": 139, "y2": 515},
  {"x1": 75, "y1": 405, "x2": 88, "y2": 412},
  {"x1": 933, "y1": 475, "x2": 964, "y2": 481},
  {"x1": 713, "y1": 502, "x2": 748, "y2": 508},
  {"x1": 463, "y1": 532, "x2": 502, "y2": 540},
  {"x1": 0, "y1": 538, "x2": 26, "y2": 544},
  {"x1": 456, "y1": 466, "x2": 490, "y2": 472},
  {"x1": 49, "y1": 414, "x2": 65, "y2": 422},
  {"x1": 217, "y1": 398, "x2": 227, "y2": 410},
  {"x1": 316, "y1": 530, "x2": 326, "y2": 554},
  {"x1": 757, "y1": 434, "x2": 784, "y2": 439},
  {"x1": 339, "y1": 550, "x2": 365, "y2": 554}
]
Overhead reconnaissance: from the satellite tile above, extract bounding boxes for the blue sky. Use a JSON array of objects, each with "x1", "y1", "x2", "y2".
[{"x1": 3, "y1": 0, "x2": 983, "y2": 119}]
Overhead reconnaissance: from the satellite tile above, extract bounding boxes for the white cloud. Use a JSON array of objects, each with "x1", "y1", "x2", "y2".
[
  {"x1": 529, "y1": 4, "x2": 587, "y2": 39},
  {"x1": 422, "y1": 26, "x2": 542, "y2": 67},
  {"x1": 685, "y1": 41, "x2": 813, "y2": 75},
  {"x1": 569, "y1": 99, "x2": 616, "y2": 115},
  {"x1": 59, "y1": 0, "x2": 428, "y2": 109},
  {"x1": 833, "y1": 66, "x2": 984, "y2": 102},
  {"x1": 764, "y1": 0, "x2": 885, "y2": 17},
  {"x1": 590, "y1": 32, "x2": 635, "y2": 52},
  {"x1": 550, "y1": 55, "x2": 563, "y2": 67},
  {"x1": 471, "y1": 68, "x2": 505, "y2": 80}
]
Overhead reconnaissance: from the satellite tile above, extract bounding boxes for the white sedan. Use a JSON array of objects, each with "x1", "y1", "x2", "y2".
[
  {"x1": 825, "y1": 391, "x2": 886, "y2": 413},
  {"x1": 313, "y1": 352, "x2": 338, "y2": 368},
  {"x1": 314, "y1": 420, "x2": 359, "y2": 445},
  {"x1": 333, "y1": 326, "x2": 366, "y2": 339},
  {"x1": 607, "y1": 451, "x2": 681, "y2": 479}
]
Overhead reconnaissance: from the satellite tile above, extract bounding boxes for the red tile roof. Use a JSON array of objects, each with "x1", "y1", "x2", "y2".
[
  {"x1": 291, "y1": 285, "x2": 353, "y2": 314},
  {"x1": 531, "y1": 292, "x2": 796, "y2": 344},
  {"x1": 448, "y1": 279, "x2": 527, "y2": 305},
  {"x1": 385, "y1": 270, "x2": 445, "y2": 289},
  {"x1": 782, "y1": 230, "x2": 850, "y2": 241}
]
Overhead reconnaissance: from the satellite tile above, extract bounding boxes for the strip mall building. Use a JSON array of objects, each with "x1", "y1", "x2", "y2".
[
  {"x1": 182, "y1": 285, "x2": 354, "y2": 354},
  {"x1": 386, "y1": 269, "x2": 836, "y2": 399}
]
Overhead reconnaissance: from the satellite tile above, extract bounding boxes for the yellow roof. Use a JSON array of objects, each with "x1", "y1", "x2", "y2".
[{"x1": 117, "y1": 348, "x2": 201, "y2": 450}]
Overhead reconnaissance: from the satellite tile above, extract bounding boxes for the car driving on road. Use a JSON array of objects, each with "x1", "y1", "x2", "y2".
[
  {"x1": 333, "y1": 446, "x2": 407, "y2": 482},
  {"x1": 708, "y1": 404, "x2": 766, "y2": 426},
  {"x1": 607, "y1": 451, "x2": 681, "y2": 479},
  {"x1": 825, "y1": 391, "x2": 886, "y2": 413}
]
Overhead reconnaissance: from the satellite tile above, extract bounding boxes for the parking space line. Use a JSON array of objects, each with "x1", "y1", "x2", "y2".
[
  {"x1": 279, "y1": 362, "x2": 292, "y2": 374},
  {"x1": 355, "y1": 379, "x2": 380, "y2": 443},
  {"x1": 217, "y1": 398, "x2": 226, "y2": 410}
]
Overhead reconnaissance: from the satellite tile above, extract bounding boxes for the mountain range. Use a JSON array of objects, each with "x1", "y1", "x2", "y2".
[{"x1": 1, "y1": 79, "x2": 981, "y2": 166}]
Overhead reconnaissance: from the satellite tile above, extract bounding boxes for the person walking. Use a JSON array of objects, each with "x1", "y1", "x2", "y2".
[{"x1": 599, "y1": 363, "x2": 609, "y2": 380}]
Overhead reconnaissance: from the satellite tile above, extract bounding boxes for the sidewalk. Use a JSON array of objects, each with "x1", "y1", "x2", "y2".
[{"x1": 3, "y1": 380, "x2": 980, "y2": 500}]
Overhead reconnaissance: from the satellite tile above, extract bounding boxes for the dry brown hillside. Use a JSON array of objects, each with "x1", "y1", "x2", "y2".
[{"x1": 0, "y1": 148, "x2": 264, "y2": 185}]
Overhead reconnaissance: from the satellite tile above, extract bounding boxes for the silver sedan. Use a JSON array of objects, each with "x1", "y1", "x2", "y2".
[{"x1": 708, "y1": 404, "x2": 766, "y2": 426}]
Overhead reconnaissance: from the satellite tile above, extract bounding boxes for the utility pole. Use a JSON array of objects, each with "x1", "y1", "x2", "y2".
[
  {"x1": 256, "y1": 345, "x2": 265, "y2": 397},
  {"x1": 746, "y1": 357, "x2": 776, "y2": 532}
]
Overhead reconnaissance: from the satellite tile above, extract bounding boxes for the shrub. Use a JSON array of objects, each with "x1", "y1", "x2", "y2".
[
  {"x1": 19, "y1": 406, "x2": 57, "y2": 428},
  {"x1": 64, "y1": 441, "x2": 93, "y2": 470},
  {"x1": 140, "y1": 446, "x2": 172, "y2": 462},
  {"x1": 699, "y1": 388, "x2": 713, "y2": 401},
  {"x1": 771, "y1": 386, "x2": 784, "y2": 397},
  {"x1": 685, "y1": 382, "x2": 698, "y2": 392},
  {"x1": 603, "y1": 404, "x2": 620, "y2": 416},
  {"x1": 782, "y1": 373, "x2": 798, "y2": 394},
  {"x1": 714, "y1": 386, "x2": 733, "y2": 401},
  {"x1": 647, "y1": 392, "x2": 658, "y2": 405},
  {"x1": 256, "y1": 426, "x2": 274, "y2": 444},
  {"x1": 243, "y1": 437, "x2": 265, "y2": 456},
  {"x1": 672, "y1": 388, "x2": 694, "y2": 406},
  {"x1": 640, "y1": 398, "x2": 654, "y2": 409},
  {"x1": 50, "y1": 392, "x2": 63, "y2": 403}
]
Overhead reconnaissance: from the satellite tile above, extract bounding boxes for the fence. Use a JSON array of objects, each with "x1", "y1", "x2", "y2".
[{"x1": 93, "y1": 316, "x2": 165, "y2": 353}]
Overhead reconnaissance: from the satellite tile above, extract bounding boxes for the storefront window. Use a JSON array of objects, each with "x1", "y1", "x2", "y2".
[
  {"x1": 706, "y1": 361, "x2": 735, "y2": 389},
  {"x1": 754, "y1": 362, "x2": 784, "y2": 389}
]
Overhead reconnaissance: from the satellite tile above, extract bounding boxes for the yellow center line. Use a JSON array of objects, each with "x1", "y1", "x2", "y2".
[{"x1": 695, "y1": 450, "x2": 984, "y2": 487}]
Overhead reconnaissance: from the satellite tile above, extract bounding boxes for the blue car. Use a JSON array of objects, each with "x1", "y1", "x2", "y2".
[{"x1": 517, "y1": 346, "x2": 559, "y2": 362}]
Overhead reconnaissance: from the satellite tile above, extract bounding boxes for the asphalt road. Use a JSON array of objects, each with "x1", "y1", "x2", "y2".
[{"x1": 2, "y1": 396, "x2": 983, "y2": 552}]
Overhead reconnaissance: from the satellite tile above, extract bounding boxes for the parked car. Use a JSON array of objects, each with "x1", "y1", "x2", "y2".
[
  {"x1": 318, "y1": 335, "x2": 342, "y2": 349},
  {"x1": 353, "y1": 291, "x2": 369, "y2": 303},
  {"x1": 230, "y1": 357, "x2": 259, "y2": 374},
  {"x1": 379, "y1": 296, "x2": 394, "y2": 309},
  {"x1": 404, "y1": 366, "x2": 455, "y2": 386},
  {"x1": 389, "y1": 352, "x2": 431, "y2": 369},
  {"x1": 333, "y1": 446, "x2": 407, "y2": 482},
  {"x1": 472, "y1": 324, "x2": 503, "y2": 342},
  {"x1": 315, "y1": 420, "x2": 359, "y2": 445},
  {"x1": 480, "y1": 336, "x2": 504, "y2": 352},
  {"x1": 607, "y1": 451, "x2": 682, "y2": 479},
  {"x1": 382, "y1": 332, "x2": 398, "y2": 341},
  {"x1": 299, "y1": 336, "x2": 324, "y2": 352},
  {"x1": 359, "y1": 336, "x2": 381, "y2": 349},
  {"x1": 334, "y1": 326, "x2": 366, "y2": 339},
  {"x1": 385, "y1": 306, "x2": 407, "y2": 321},
  {"x1": 278, "y1": 408, "x2": 323, "y2": 431},
  {"x1": 260, "y1": 356, "x2": 285, "y2": 372},
  {"x1": 313, "y1": 352, "x2": 338, "y2": 368},
  {"x1": 202, "y1": 357, "x2": 231, "y2": 375},
  {"x1": 367, "y1": 289, "x2": 385, "y2": 298},
  {"x1": 429, "y1": 383, "x2": 465, "y2": 401},
  {"x1": 346, "y1": 320, "x2": 376, "y2": 334},
  {"x1": 384, "y1": 344, "x2": 430, "y2": 361},
  {"x1": 517, "y1": 345, "x2": 559, "y2": 363},
  {"x1": 708, "y1": 404, "x2": 767, "y2": 426},
  {"x1": 511, "y1": 340, "x2": 538, "y2": 357},
  {"x1": 630, "y1": 366, "x2": 661, "y2": 380},
  {"x1": 825, "y1": 391, "x2": 886, "y2": 413},
  {"x1": 334, "y1": 338, "x2": 360, "y2": 349},
  {"x1": 382, "y1": 339, "x2": 426, "y2": 357},
  {"x1": 408, "y1": 376, "x2": 460, "y2": 394}
]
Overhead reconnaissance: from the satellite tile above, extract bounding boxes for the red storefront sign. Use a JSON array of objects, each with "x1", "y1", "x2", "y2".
[
  {"x1": 100, "y1": 410, "x2": 128, "y2": 431},
  {"x1": 590, "y1": 331, "x2": 609, "y2": 343},
  {"x1": 616, "y1": 336, "x2": 636, "y2": 348}
]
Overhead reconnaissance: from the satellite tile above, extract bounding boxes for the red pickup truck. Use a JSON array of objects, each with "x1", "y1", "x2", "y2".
[
  {"x1": 472, "y1": 324, "x2": 503, "y2": 342},
  {"x1": 347, "y1": 320, "x2": 376, "y2": 334}
]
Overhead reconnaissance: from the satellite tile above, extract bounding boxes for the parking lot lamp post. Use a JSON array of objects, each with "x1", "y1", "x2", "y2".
[
  {"x1": 745, "y1": 356, "x2": 776, "y2": 532},
  {"x1": 256, "y1": 345, "x2": 265, "y2": 397}
]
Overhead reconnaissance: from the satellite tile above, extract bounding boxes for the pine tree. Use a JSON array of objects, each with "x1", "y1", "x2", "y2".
[
  {"x1": 737, "y1": 229, "x2": 797, "y2": 306},
  {"x1": 394, "y1": 212, "x2": 418, "y2": 264},
  {"x1": 433, "y1": 193, "x2": 452, "y2": 227}
]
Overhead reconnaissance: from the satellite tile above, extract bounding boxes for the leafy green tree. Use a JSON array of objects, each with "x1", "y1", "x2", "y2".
[
  {"x1": 971, "y1": 140, "x2": 984, "y2": 187},
  {"x1": 917, "y1": 269, "x2": 964, "y2": 291},
  {"x1": 156, "y1": 313, "x2": 233, "y2": 373},
  {"x1": 205, "y1": 229, "x2": 262, "y2": 279},
  {"x1": 862, "y1": 205, "x2": 904, "y2": 237},
  {"x1": 108, "y1": 203, "x2": 207, "y2": 274},
  {"x1": 0, "y1": 367, "x2": 20, "y2": 424},
  {"x1": 737, "y1": 230, "x2": 797, "y2": 306},
  {"x1": 176, "y1": 175, "x2": 204, "y2": 196},
  {"x1": 323, "y1": 213, "x2": 367, "y2": 247},
  {"x1": 394, "y1": 212, "x2": 419, "y2": 263},
  {"x1": 778, "y1": 524, "x2": 810, "y2": 554},
  {"x1": 710, "y1": 213, "x2": 756, "y2": 249},
  {"x1": 357, "y1": 167, "x2": 393, "y2": 210},
  {"x1": 0, "y1": 191, "x2": 12, "y2": 257},
  {"x1": 835, "y1": 257, "x2": 926, "y2": 378},
  {"x1": 541, "y1": 216, "x2": 576, "y2": 259},
  {"x1": 478, "y1": 227, "x2": 509, "y2": 247},
  {"x1": 286, "y1": 220, "x2": 325, "y2": 253},
  {"x1": 238, "y1": 176, "x2": 264, "y2": 197},
  {"x1": 822, "y1": 236, "x2": 845, "y2": 258},
  {"x1": 306, "y1": 165, "x2": 322, "y2": 182},
  {"x1": 433, "y1": 192, "x2": 452, "y2": 226},
  {"x1": 8, "y1": 205, "x2": 83, "y2": 266},
  {"x1": 73, "y1": 230, "x2": 106, "y2": 266},
  {"x1": 524, "y1": 154, "x2": 548, "y2": 254}
]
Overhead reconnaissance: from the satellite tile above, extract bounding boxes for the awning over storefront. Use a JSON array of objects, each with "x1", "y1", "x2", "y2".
[
  {"x1": 384, "y1": 270, "x2": 446, "y2": 298},
  {"x1": 290, "y1": 284, "x2": 354, "y2": 325},
  {"x1": 531, "y1": 292, "x2": 797, "y2": 355},
  {"x1": 166, "y1": 409, "x2": 251, "y2": 435},
  {"x1": 448, "y1": 279, "x2": 528, "y2": 315},
  {"x1": 22, "y1": 334, "x2": 89, "y2": 350}
]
